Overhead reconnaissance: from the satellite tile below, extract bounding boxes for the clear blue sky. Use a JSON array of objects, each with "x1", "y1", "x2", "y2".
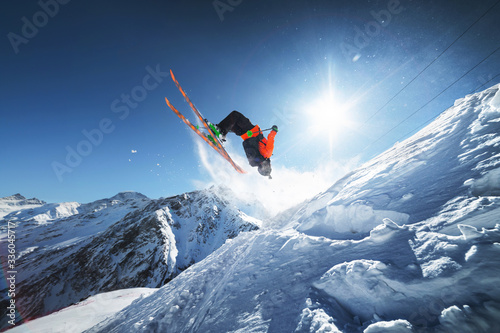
[{"x1": 1, "y1": 0, "x2": 499, "y2": 203}]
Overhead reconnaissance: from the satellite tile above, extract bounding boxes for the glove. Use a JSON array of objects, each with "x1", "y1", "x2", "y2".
[{"x1": 272, "y1": 125, "x2": 278, "y2": 133}]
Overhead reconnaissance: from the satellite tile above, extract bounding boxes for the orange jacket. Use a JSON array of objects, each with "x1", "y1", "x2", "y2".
[{"x1": 240, "y1": 125, "x2": 276, "y2": 159}]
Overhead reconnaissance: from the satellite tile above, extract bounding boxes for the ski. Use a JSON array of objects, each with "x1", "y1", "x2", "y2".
[
  {"x1": 166, "y1": 71, "x2": 246, "y2": 174},
  {"x1": 169, "y1": 70, "x2": 225, "y2": 151},
  {"x1": 165, "y1": 97, "x2": 245, "y2": 173}
]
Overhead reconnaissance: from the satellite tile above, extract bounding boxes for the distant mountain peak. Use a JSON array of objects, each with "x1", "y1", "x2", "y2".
[
  {"x1": 109, "y1": 191, "x2": 149, "y2": 201},
  {"x1": 0, "y1": 193, "x2": 45, "y2": 205},
  {"x1": 2, "y1": 193, "x2": 26, "y2": 201}
]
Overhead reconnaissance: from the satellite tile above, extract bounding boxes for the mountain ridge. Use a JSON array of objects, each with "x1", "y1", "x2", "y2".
[{"x1": 0, "y1": 186, "x2": 260, "y2": 328}]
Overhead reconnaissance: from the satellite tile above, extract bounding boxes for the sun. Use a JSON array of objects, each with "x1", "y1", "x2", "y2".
[
  {"x1": 300, "y1": 90, "x2": 354, "y2": 157},
  {"x1": 305, "y1": 92, "x2": 350, "y2": 133}
]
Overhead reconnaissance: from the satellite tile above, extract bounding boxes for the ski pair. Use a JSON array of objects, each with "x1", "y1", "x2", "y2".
[{"x1": 165, "y1": 70, "x2": 246, "y2": 174}]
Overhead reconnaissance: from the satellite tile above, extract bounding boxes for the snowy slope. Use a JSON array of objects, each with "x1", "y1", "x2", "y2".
[
  {"x1": 0, "y1": 187, "x2": 260, "y2": 330},
  {"x1": 6, "y1": 288, "x2": 157, "y2": 333},
  {"x1": 87, "y1": 84, "x2": 500, "y2": 332},
  {"x1": 88, "y1": 222, "x2": 500, "y2": 333},
  {"x1": 290, "y1": 83, "x2": 500, "y2": 239}
]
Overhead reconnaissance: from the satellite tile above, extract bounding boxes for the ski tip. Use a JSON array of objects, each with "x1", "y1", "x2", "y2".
[{"x1": 170, "y1": 69, "x2": 175, "y2": 78}]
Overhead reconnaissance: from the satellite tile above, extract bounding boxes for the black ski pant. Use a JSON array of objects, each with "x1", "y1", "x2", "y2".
[{"x1": 217, "y1": 110, "x2": 254, "y2": 137}]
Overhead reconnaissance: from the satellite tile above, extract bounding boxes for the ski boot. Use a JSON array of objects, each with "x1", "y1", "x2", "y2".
[{"x1": 205, "y1": 119, "x2": 226, "y2": 142}]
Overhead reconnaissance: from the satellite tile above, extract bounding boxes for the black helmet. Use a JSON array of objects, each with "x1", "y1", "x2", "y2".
[{"x1": 258, "y1": 159, "x2": 272, "y2": 178}]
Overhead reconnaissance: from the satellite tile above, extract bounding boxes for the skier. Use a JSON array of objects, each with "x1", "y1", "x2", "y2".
[{"x1": 208, "y1": 110, "x2": 278, "y2": 178}]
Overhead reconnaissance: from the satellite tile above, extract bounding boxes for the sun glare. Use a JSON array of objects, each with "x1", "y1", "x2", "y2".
[
  {"x1": 306, "y1": 92, "x2": 349, "y2": 133},
  {"x1": 301, "y1": 90, "x2": 353, "y2": 157}
]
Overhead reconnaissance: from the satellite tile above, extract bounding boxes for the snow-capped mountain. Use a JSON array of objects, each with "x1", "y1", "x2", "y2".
[
  {"x1": 82, "y1": 84, "x2": 500, "y2": 333},
  {"x1": 0, "y1": 187, "x2": 260, "y2": 329},
  {"x1": 0, "y1": 194, "x2": 46, "y2": 220}
]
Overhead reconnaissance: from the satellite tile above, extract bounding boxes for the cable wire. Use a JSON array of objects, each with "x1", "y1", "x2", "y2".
[
  {"x1": 397, "y1": 72, "x2": 500, "y2": 142},
  {"x1": 361, "y1": 45, "x2": 500, "y2": 153},
  {"x1": 363, "y1": 0, "x2": 500, "y2": 125}
]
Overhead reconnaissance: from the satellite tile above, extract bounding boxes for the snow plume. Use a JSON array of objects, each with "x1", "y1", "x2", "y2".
[{"x1": 192, "y1": 136, "x2": 358, "y2": 217}]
